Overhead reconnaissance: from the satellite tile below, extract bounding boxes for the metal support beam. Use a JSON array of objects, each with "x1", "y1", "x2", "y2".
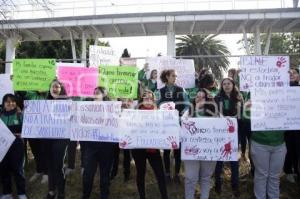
[
  {"x1": 65, "y1": 27, "x2": 79, "y2": 39},
  {"x1": 91, "y1": 25, "x2": 103, "y2": 37},
  {"x1": 113, "y1": 24, "x2": 121, "y2": 36},
  {"x1": 264, "y1": 27, "x2": 272, "y2": 55},
  {"x1": 284, "y1": 19, "x2": 300, "y2": 32},
  {"x1": 81, "y1": 31, "x2": 87, "y2": 66},
  {"x1": 237, "y1": 20, "x2": 248, "y2": 32},
  {"x1": 5, "y1": 38, "x2": 18, "y2": 74},
  {"x1": 167, "y1": 22, "x2": 175, "y2": 57},
  {"x1": 216, "y1": 20, "x2": 225, "y2": 34},
  {"x1": 293, "y1": 0, "x2": 299, "y2": 8},
  {"x1": 23, "y1": 29, "x2": 40, "y2": 40},
  {"x1": 141, "y1": 23, "x2": 147, "y2": 36},
  {"x1": 254, "y1": 26, "x2": 262, "y2": 55},
  {"x1": 250, "y1": 20, "x2": 264, "y2": 32},
  {"x1": 190, "y1": 21, "x2": 195, "y2": 34},
  {"x1": 263, "y1": 19, "x2": 280, "y2": 32},
  {"x1": 70, "y1": 31, "x2": 77, "y2": 63},
  {"x1": 242, "y1": 27, "x2": 250, "y2": 55},
  {"x1": 48, "y1": 28, "x2": 62, "y2": 40}
]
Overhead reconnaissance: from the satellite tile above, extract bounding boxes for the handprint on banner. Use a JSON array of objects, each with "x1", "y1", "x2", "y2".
[
  {"x1": 276, "y1": 57, "x2": 286, "y2": 68},
  {"x1": 182, "y1": 121, "x2": 198, "y2": 135},
  {"x1": 119, "y1": 135, "x2": 132, "y2": 148},
  {"x1": 227, "y1": 118, "x2": 235, "y2": 133},
  {"x1": 221, "y1": 141, "x2": 232, "y2": 159},
  {"x1": 167, "y1": 136, "x2": 178, "y2": 149},
  {"x1": 184, "y1": 145, "x2": 200, "y2": 156}
]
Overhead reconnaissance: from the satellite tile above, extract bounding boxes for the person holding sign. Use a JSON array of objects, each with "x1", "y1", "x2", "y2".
[
  {"x1": 81, "y1": 87, "x2": 115, "y2": 199},
  {"x1": 157, "y1": 69, "x2": 189, "y2": 183},
  {"x1": 214, "y1": 78, "x2": 243, "y2": 197},
  {"x1": 284, "y1": 68, "x2": 300, "y2": 183},
  {"x1": 131, "y1": 89, "x2": 168, "y2": 199},
  {"x1": 184, "y1": 90, "x2": 217, "y2": 199},
  {"x1": 0, "y1": 94, "x2": 27, "y2": 199},
  {"x1": 44, "y1": 80, "x2": 69, "y2": 199}
]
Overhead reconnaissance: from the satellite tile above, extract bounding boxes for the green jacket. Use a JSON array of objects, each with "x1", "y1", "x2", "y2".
[
  {"x1": 0, "y1": 109, "x2": 23, "y2": 135},
  {"x1": 251, "y1": 131, "x2": 284, "y2": 146},
  {"x1": 25, "y1": 91, "x2": 47, "y2": 100}
]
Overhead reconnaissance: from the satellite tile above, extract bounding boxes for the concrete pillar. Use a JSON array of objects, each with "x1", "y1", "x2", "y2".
[
  {"x1": 264, "y1": 27, "x2": 272, "y2": 55},
  {"x1": 167, "y1": 22, "x2": 176, "y2": 57},
  {"x1": 81, "y1": 31, "x2": 87, "y2": 66},
  {"x1": 5, "y1": 38, "x2": 18, "y2": 74},
  {"x1": 242, "y1": 27, "x2": 250, "y2": 55},
  {"x1": 70, "y1": 31, "x2": 77, "y2": 63},
  {"x1": 254, "y1": 26, "x2": 261, "y2": 55}
]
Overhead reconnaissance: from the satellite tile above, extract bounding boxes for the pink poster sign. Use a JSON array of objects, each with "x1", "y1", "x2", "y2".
[{"x1": 58, "y1": 66, "x2": 98, "y2": 97}]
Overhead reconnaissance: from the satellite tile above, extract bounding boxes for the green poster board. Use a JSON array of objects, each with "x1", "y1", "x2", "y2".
[
  {"x1": 99, "y1": 66, "x2": 138, "y2": 99},
  {"x1": 13, "y1": 59, "x2": 56, "y2": 91}
]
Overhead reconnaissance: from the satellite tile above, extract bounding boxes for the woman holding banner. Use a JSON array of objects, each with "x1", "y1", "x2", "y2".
[
  {"x1": 81, "y1": 87, "x2": 115, "y2": 199},
  {"x1": 0, "y1": 94, "x2": 27, "y2": 199},
  {"x1": 132, "y1": 89, "x2": 168, "y2": 199},
  {"x1": 183, "y1": 82, "x2": 218, "y2": 199},
  {"x1": 45, "y1": 80, "x2": 69, "y2": 199},
  {"x1": 214, "y1": 77, "x2": 243, "y2": 197},
  {"x1": 157, "y1": 69, "x2": 189, "y2": 184}
]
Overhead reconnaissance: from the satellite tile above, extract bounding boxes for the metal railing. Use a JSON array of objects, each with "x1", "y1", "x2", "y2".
[{"x1": 1, "y1": 0, "x2": 298, "y2": 20}]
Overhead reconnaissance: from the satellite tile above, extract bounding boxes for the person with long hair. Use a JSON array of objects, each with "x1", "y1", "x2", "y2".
[
  {"x1": 132, "y1": 89, "x2": 168, "y2": 199},
  {"x1": 214, "y1": 77, "x2": 243, "y2": 197},
  {"x1": 145, "y1": 69, "x2": 158, "y2": 92},
  {"x1": 0, "y1": 94, "x2": 27, "y2": 199},
  {"x1": 81, "y1": 86, "x2": 115, "y2": 199},
  {"x1": 45, "y1": 80, "x2": 69, "y2": 199},
  {"x1": 184, "y1": 89, "x2": 217, "y2": 199},
  {"x1": 157, "y1": 69, "x2": 189, "y2": 183}
]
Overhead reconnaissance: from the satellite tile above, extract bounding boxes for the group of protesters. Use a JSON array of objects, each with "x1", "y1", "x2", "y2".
[{"x1": 0, "y1": 57, "x2": 299, "y2": 199}]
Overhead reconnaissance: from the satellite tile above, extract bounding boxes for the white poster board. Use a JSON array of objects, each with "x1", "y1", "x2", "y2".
[
  {"x1": 251, "y1": 87, "x2": 300, "y2": 131},
  {"x1": 70, "y1": 101, "x2": 122, "y2": 142},
  {"x1": 146, "y1": 57, "x2": 195, "y2": 89},
  {"x1": 89, "y1": 45, "x2": 119, "y2": 67},
  {"x1": 119, "y1": 110, "x2": 180, "y2": 149},
  {"x1": 22, "y1": 100, "x2": 72, "y2": 139},
  {"x1": 181, "y1": 117, "x2": 238, "y2": 161},
  {"x1": 240, "y1": 56, "x2": 289, "y2": 91},
  {"x1": 0, "y1": 120, "x2": 15, "y2": 162},
  {"x1": 0, "y1": 74, "x2": 14, "y2": 101}
]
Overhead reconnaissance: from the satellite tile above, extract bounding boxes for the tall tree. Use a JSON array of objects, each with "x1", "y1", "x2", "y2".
[
  {"x1": 238, "y1": 33, "x2": 300, "y2": 67},
  {"x1": 176, "y1": 35, "x2": 230, "y2": 80}
]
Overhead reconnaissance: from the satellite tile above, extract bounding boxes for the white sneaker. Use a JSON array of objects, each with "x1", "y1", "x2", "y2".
[
  {"x1": 286, "y1": 174, "x2": 296, "y2": 183},
  {"x1": 1, "y1": 194, "x2": 13, "y2": 199},
  {"x1": 64, "y1": 168, "x2": 74, "y2": 176},
  {"x1": 18, "y1": 194, "x2": 27, "y2": 199},
  {"x1": 29, "y1": 172, "x2": 41, "y2": 182},
  {"x1": 41, "y1": 175, "x2": 48, "y2": 184}
]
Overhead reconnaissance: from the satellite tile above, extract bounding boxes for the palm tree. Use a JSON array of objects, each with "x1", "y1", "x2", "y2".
[{"x1": 176, "y1": 35, "x2": 230, "y2": 80}]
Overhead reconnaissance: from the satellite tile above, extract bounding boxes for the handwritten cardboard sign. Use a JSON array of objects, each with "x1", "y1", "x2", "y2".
[
  {"x1": 0, "y1": 120, "x2": 15, "y2": 162},
  {"x1": 89, "y1": 45, "x2": 119, "y2": 67},
  {"x1": 13, "y1": 59, "x2": 56, "y2": 91},
  {"x1": 99, "y1": 66, "x2": 138, "y2": 98},
  {"x1": 70, "y1": 101, "x2": 122, "y2": 142},
  {"x1": 239, "y1": 56, "x2": 289, "y2": 91},
  {"x1": 251, "y1": 87, "x2": 300, "y2": 131},
  {"x1": 181, "y1": 117, "x2": 238, "y2": 161},
  {"x1": 57, "y1": 66, "x2": 98, "y2": 97},
  {"x1": 119, "y1": 110, "x2": 180, "y2": 149},
  {"x1": 22, "y1": 100, "x2": 72, "y2": 139},
  {"x1": 0, "y1": 74, "x2": 14, "y2": 101}
]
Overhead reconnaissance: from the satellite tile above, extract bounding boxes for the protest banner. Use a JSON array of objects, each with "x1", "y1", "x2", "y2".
[
  {"x1": 120, "y1": 58, "x2": 137, "y2": 66},
  {"x1": 0, "y1": 74, "x2": 14, "y2": 101},
  {"x1": 22, "y1": 100, "x2": 72, "y2": 139},
  {"x1": 89, "y1": 45, "x2": 119, "y2": 67},
  {"x1": 181, "y1": 117, "x2": 238, "y2": 161},
  {"x1": 251, "y1": 87, "x2": 300, "y2": 131},
  {"x1": 239, "y1": 56, "x2": 289, "y2": 91},
  {"x1": 99, "y1": 65, "x2": 138, "y2": 98},
  {"x1": 70, "y1": 101, "x2": 122, "y2": 142},
  {"x1": 156, "y1": 58, "x2": 195, "y2": 89},
  {"x1": 57, "y1": 66, "x2": 98, "y2": 97},
  {"x1": 119, "y1": 110, "x2": 180, "y2": 149},
  {"x1": 13, "y1": 59, "x2": 56, "y2": 91},
  {"x1": 0, "y1": 120, "x2": 15, "y2": 162}
]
